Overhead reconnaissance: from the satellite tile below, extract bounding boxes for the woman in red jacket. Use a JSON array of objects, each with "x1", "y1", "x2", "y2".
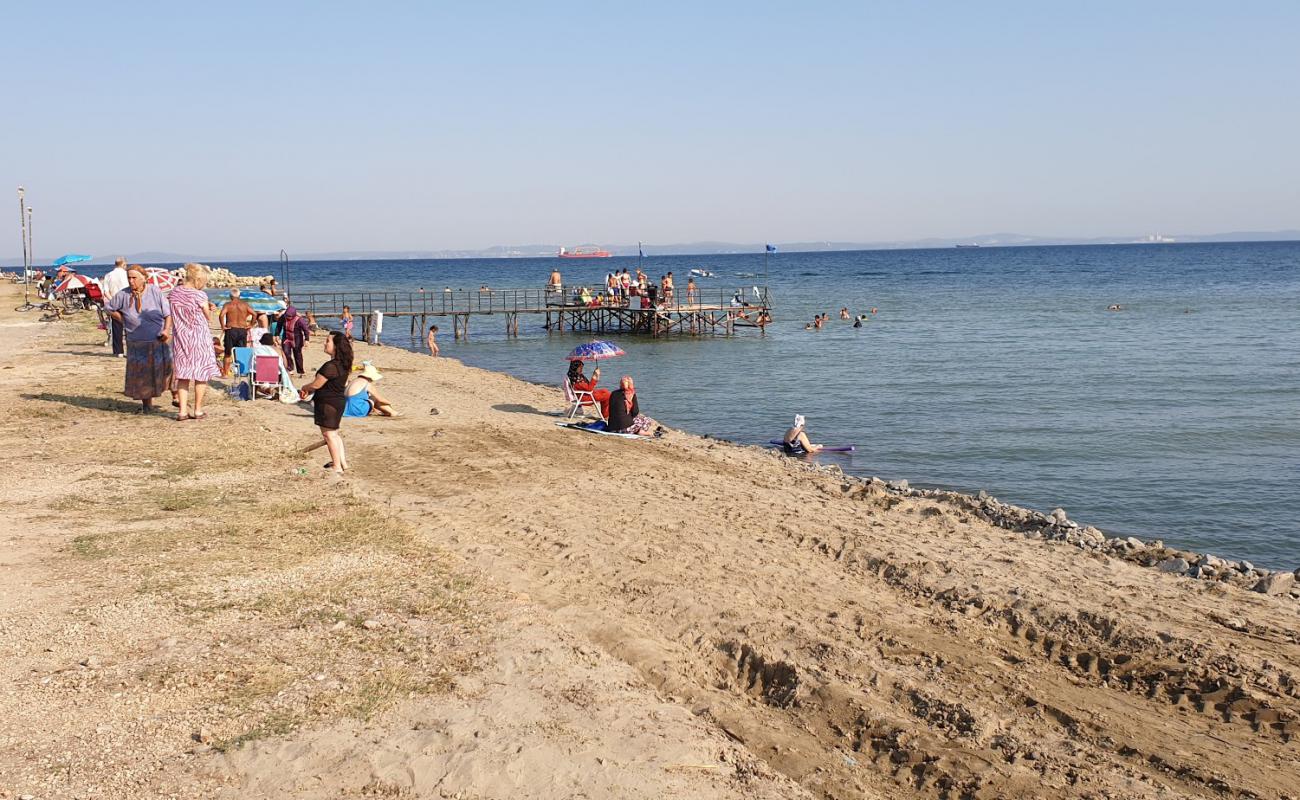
[{"x1": 567, "y1": 359, "x2": 610, "y2": 419}]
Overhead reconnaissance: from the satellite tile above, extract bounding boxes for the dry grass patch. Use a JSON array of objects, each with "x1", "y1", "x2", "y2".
[{"x1": 57, "y1": 468, "x2": 489, "y2": 755}]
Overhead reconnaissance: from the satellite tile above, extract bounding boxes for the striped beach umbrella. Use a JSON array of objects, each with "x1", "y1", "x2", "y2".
[
  {"x1": 565, "y1": 340, "x2": 626, "y2": 361},
  {"x1": 54, "y1": 273, "x2": 95, "y2": 292},
  {"x1": 142, "y1": 267, "x2": 179, "y2": 292}
]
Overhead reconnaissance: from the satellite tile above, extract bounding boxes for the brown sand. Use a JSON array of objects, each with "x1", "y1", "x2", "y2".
[{"x1": 1, "y1": 283, "x2": 1297, "y2": 799}]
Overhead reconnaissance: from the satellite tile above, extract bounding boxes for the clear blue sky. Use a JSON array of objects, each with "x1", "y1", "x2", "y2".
[{"x1": 3, "y1": 1, "x2": 1297, "y2": 256}]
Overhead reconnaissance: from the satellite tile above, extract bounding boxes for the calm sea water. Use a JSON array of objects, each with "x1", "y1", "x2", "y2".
[{"x1": 105, "y1": 243, "x2": 1300, "y2": 568}]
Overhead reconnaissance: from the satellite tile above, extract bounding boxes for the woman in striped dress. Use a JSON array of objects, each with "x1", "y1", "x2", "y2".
[{"x1": 169, "y1": 264, "x2": 221, "y2": 420}]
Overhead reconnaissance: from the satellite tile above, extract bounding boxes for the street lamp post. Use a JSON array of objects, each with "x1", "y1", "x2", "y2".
[
  {"x1": 17, "y1": 187, "x2": 30, "y2": 309},
  {"x1": 25, "y1": 206, "x2": 33, "y2": 307},
  {"x1": 280, "y1": 249, "x2": 289, "y2": 300}
]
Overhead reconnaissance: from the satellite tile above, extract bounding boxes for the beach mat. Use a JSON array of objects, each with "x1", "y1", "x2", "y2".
[
  {"x1": 768, "y1": 440, "x2": 855, "y2": 452},
  {"x1": 555, "y1": 422, "x2": 642, "y2": 439}
]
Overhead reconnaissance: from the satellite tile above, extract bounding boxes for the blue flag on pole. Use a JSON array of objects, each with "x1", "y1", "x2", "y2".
[{"x1": 765, "y1": 244, "x2": 777, "y2": 252}]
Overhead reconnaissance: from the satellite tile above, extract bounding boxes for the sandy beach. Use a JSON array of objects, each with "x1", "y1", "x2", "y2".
[{"x1": 2, "y1": 281, "x2": 1298, "y2": 800}]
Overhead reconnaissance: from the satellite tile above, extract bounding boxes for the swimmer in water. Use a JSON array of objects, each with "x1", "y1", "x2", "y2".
[
  {"x1": 1108, "y1": 304, "x2": 1123, "y2": 311},
  {"x1": 839, "y1": 307, "x2": 850, "y2": 320},
  {"x1": 853, "y1": 316, "x2": 863, "y2": 328},
  {"x1": 782, "y1": 414, "x2": 822, "y2": 454}
]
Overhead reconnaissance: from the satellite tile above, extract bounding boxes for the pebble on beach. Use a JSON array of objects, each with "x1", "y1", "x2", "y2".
[
  {"x1": 1252, "y1": 572, "x2": 1296, "y2": 596},
  {"x1": 1158, "y1": 557, "x2": 1190, "y2": 574}
]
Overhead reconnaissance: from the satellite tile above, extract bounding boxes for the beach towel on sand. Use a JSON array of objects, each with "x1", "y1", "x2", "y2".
[{"x1": 554, "y1": 421, "x2": 642, "y2": 439}]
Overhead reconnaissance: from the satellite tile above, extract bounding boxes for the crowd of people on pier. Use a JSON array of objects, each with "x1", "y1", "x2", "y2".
[{"x1": 548, "y1": 267, "x2": 693, "y2": 310}]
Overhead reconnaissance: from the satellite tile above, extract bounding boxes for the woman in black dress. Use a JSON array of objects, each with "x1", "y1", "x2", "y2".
[{"x1": 298, "y1": 331, "x2": 353, "y2": 473}]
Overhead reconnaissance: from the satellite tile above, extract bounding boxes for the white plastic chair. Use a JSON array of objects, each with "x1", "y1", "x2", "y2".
[{"x1": 564, "y1": 377, "x2": 605, "y2": 421}]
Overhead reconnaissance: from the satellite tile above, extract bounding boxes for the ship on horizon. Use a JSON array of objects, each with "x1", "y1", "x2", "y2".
[{"x1": 558, "y1": 246, "x2": 612, "y2": 258}]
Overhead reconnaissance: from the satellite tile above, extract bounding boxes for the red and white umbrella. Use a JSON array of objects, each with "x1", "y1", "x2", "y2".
[
  {"x1": 143, "y1": 267, "x2": 179, "y2": 292},
  {"x1": 54, "y1": 273, "x2": 95, "y2": 293}
]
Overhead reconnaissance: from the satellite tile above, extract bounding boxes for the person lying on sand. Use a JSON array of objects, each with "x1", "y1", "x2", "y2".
[{"x1": 782, "y1": 414, "x2": 822, "y2": 454}]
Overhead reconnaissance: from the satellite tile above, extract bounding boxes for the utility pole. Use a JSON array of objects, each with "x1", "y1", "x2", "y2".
[
  {"x1": 17, "y1": 187, "x2": 30, "y2": 309},
  {"x1": 280, "y1": 249, "x2": 290, "y2": 300},
  {"x1": 26, "y1": 206, "x2": 33, "y2": 306}
]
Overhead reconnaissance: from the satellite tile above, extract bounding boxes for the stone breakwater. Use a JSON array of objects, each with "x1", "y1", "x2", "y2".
[
  {"x1": 173, "y1": 264, "x2": 272, "y2": 289},
  {"x1": 791, "y1": 458, "x2": 1300, "y2": 603}
]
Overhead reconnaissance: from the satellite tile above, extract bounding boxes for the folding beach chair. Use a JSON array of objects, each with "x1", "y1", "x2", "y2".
[
  {"x1": 563, "y1": 377, "x2": 605, "y2": 422},
  {"x1": 230, "y1": 347, "x2": 255, "y2": 378},
  {"x1": 250, "y1": 355, "x2": 283, "y2": 400}
]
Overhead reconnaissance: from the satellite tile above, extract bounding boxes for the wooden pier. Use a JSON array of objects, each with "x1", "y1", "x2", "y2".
[{"x1": 292, "y1": 286, "x2": 771, "y2": 341}]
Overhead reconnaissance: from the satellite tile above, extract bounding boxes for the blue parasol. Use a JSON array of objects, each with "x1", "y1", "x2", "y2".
[
  {"x1": 565, "y1": 340, "x2": 626, "y2": 361},
  {"x1": 52, "y1": 254, "x2": 92, "y2": 267},
  {"x1": 208, "y1": 289, "x2": 286, "y2": 315}
]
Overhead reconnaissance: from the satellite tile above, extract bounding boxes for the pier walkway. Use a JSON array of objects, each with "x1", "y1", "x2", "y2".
[{"x1": 292, "y1": 285, "x2": 772, "y2": 340}]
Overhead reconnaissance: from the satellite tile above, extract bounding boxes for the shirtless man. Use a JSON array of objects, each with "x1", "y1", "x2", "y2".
[
  {"x1": 548, "y1": 269, "x2": 562, "y2": 292},
  {"x1": 218, "y1": 289, "x2": 255, "y2": 377}
]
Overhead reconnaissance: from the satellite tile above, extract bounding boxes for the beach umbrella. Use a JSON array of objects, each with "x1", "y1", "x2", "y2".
[
  {"x1": 51, "y1": 254, "x2": 92, "y2": 267},
  {"x1": 142, "y1": 267, "x2": 178, "y2": 291},
  {"x1": 565, "y1": 340, "x2": 625, "y2": 361},
  {"x1": 208, "y1": 289, "x2": 286, "y2": 314},
  {"x1": 54, "y1": 273, "x2": 95, "y2": 292}
]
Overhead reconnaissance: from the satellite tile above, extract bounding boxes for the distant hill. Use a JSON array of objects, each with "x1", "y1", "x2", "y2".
[{"x1": 6, "y1": 230, "x2": 1298, "y2": 267}]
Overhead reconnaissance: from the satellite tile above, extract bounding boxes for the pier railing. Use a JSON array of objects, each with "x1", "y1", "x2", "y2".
[{"x1": 291, "y1": 285, "x2": 771, "y2": 318}]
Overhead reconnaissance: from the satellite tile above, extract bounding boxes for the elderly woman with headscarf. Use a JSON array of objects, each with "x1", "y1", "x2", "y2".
[
  {"x1": 606, "y1": 375, "x2": 662, "y2": 437},
  {"x1": 281, "y1": 306, "x2": 311, "y2": 377},
  {"x1": 567, "y1": 359, "x2": 611, "y2": 420},
  {"x1": 782, "y1": 414, "x2": 822, "y2": 454},
  {"x1": 168, "y1": 264, "x2": 221, "y2": 420},
  {"x1": 104, "y1": 266, "x2": 174, "y2": 413}
]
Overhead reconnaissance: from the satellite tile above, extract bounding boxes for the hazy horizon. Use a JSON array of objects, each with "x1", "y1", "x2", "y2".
[{"x1": 3, "y1": 2, "x2": 1297, "y2": 258}]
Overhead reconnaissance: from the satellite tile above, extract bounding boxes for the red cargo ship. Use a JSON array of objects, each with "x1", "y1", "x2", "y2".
[{"x1": 557, "y1": 246, "x2": 612, "y2": 258}]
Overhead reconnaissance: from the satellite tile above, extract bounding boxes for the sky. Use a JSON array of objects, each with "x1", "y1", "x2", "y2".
[{"x1": 2, "y1": 1, "x2": 1298, "y2": 257}]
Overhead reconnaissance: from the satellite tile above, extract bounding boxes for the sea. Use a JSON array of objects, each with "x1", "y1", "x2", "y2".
[{"x1": 94, "y1": 242, "x2": 1300, "y2": 569}]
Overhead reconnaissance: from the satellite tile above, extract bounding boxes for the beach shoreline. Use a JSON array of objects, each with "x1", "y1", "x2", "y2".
[
  {"x1": 3, "y1": 281, "x2": 1299, "y2": 799},
  {"x1": 333, "y1": 317, "x2": 1298, "y2": 585}
]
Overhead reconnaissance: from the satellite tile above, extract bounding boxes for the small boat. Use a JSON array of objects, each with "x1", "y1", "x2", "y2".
[
  {"x1": 689, "y1": 268, "x2": 714, "y2": 278},
  {"x1": 736, "y1": 272, "x2": 756, "y2": 278},
  {"x1": 955, "y1": 244, "x2": 980, "y2": 249},
  {"x1": 558, "y1": 246, "x2": 612, "y2": 258}
]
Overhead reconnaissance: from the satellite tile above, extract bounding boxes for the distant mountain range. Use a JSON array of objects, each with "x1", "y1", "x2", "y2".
[{"x1": 7, "y1": 230, "x2": 1299, "y2": 267}]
